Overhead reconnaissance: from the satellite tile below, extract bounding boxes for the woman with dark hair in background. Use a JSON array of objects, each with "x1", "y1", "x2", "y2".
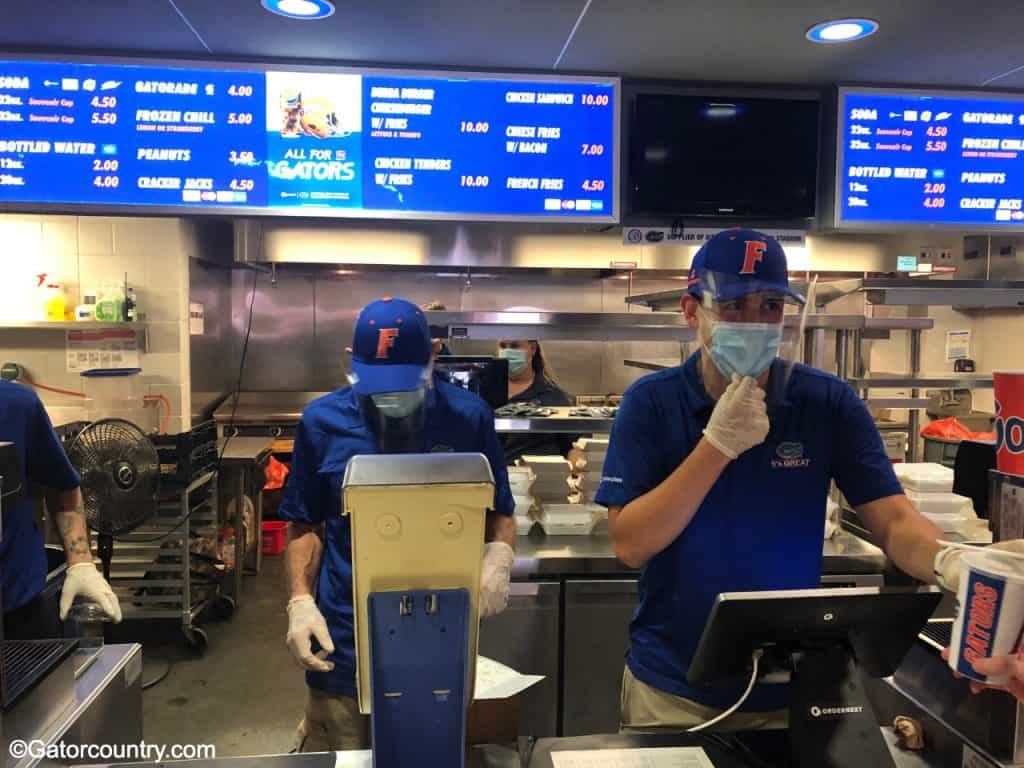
[{"x1": 497, "y1": 339, "x2": 575, "y2": 463}]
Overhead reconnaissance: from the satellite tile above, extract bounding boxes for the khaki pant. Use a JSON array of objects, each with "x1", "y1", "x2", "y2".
[
  {"x1": 620, "y1": 667, "x2": 788, "y2": 733},
  {"x1": 294, "y1": 688, "x2": 370, "y2": 752}
]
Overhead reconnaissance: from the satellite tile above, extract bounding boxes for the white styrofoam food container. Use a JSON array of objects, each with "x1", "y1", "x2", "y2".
[
  {"x1": 894, "y1": 462, "x2": 955, "y2": 493},
  {"x1": 512, "y1": 495, "x2": 534, "y2": 517},
  {"x1": 538, "y1": 503, "x2": 601, "y2": 536},
  {"x1": 906, "y1": 489, "x2": 973, "y2": 516},
  {"x1": 507, "y1": 467, "x2": 535, "y2": 495}
]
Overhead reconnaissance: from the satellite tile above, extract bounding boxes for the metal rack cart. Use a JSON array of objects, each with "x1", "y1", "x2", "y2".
[{"x1": 97, "y1": 470, "x2": 232, "y2": 654}]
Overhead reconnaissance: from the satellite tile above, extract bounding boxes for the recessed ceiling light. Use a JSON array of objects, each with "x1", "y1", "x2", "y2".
[
  {"x1": 806, "y1": 18, "x2": 878, "y2": 44},
  {"x1": 262, "y1": 0, "x2": 335, "y2": 20}
]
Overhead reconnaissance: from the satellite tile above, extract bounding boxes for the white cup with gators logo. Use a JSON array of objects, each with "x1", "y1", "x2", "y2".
[{"x1": 948, "y1": 551, "x2": 1024, "y2": 685}]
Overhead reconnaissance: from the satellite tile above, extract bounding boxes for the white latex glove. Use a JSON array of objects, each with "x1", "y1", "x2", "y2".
[
  {"x1": 60, "y1": 562, "x2": 122, "y2": 623},
  {"x1": 479, "y1": 542, "x2": 515, "y2": 617},
  {"x1": 935, "y1": 539, "x2": 1024, "y2": 593},
  {"x1": 702, "y1": 374, "x2": 770, "y2": 460},
  {"x1": 286, "y1": 594, "x2": 335, "y2": 672}
]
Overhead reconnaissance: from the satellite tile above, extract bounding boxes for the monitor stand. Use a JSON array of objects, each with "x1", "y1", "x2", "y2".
[
  {"x1": 367, "y1": 588, "x2": 470, "y2": 768},
  {"x1": 788, "y1": 644, "x2": 894, "y2": 768}
]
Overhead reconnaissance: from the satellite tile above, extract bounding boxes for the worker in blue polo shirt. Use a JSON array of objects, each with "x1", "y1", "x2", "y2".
[
  {"x1": 596, "y1": 228, "x2": 1023, "y2": 731},
  {"x1": 280, "y1": 297, "x2": 516, "y2": 752},
  {"x1": 1, "y1": 381, "x2": 121, "y2": 640}
]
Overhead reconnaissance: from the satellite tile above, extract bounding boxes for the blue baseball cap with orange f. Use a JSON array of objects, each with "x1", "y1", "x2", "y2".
[
  {"x1": 350, "y1": 297, "x2": 432, "y2": 395},
  {"x1": 686, "y1": 228, "x2": 805, "y2": 305}
]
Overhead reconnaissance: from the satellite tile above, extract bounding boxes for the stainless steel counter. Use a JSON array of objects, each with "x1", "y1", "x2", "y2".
[
  {"x1": 6, "y1": 643, "x2": 142, "y2": 768},
  {"x1": 512, "y1": 530, "x2": 886, "y2": 579}
]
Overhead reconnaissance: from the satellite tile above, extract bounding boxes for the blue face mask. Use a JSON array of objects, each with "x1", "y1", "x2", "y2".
[
  {"x1": 499, "y1": 348, "x2": 528, "y2": 376},
  {"x1": 706, "y1": 322, "x2": 782, "y2": 379}
]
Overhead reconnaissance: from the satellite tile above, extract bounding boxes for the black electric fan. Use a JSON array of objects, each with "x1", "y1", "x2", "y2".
[{"x1": 66, "y1": 419, "x2": 161, "y2": 583}]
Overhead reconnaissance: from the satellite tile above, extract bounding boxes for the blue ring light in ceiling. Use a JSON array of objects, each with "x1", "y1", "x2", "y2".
[
  {"x1": 261, "y1": 0, "x2": 335, "y2": 20},
  {"x1": 805, "y1": 18, "x2": 879, "y2": 44}
]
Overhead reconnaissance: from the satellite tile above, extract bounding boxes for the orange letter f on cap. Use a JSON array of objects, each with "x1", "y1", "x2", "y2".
[
  {"x1": 740, "y1": 241, "x2": 766, "y2": 275},
  {"x1": 376, "y1": 328, "x2": 399, "y2": 359}
]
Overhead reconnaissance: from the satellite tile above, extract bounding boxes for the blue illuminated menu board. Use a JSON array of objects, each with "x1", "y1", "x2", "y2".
[
  {"x1": 838, "y1": 88, "x2": 1024, "y2": 227},
  {"x1": 0, "y1": 58, "x2": 617, "y2": 221}
]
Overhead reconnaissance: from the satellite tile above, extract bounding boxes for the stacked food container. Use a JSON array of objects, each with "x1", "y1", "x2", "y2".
[{"x1": 894, "y1": 463, "x2": 989, "y2": 541}]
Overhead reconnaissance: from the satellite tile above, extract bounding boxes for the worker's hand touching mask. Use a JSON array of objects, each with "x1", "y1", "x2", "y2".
[
  {"x1": 479, "y1": 542, "x2": 515, "y2": 617},
  {"x1": 286, "y1": 595, "x2": 336, "y2": 672},
  {"x1": 59, "y1": 563, "x2": 122, "y2": 623},
  {"x1": 702, "y1": 374, "x2": 770, "y2": 460}
]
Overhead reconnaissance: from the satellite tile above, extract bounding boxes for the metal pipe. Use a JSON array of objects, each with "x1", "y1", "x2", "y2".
[
  {"x1": 835, "y1": 329, "x2": 850, "y2": 380},
  {"x1": 908, "y1": 329, "x2": 923, "y2": 462}
]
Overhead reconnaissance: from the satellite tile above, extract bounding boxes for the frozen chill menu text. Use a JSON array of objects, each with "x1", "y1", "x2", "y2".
[
  {"x1": 839, "y1": 90, "x2": 1024, "y2": 226},
  {"x1": 0, "y1": 58, "x2": 617, "y2": 220}
]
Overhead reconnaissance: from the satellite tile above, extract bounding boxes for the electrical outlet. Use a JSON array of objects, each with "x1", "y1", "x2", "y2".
[{"x1": 1, "y1": 362, "x2": 23, "y2": 381}]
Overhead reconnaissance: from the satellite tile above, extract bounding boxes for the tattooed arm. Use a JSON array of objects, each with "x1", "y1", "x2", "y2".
[{"x1": 49, "y1": 488, "x2": 92, "y2": 565}]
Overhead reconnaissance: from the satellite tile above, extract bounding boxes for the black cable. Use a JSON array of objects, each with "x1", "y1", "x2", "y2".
[
  {"x1": 217, "y1": 265, "x2": 259, "y2": 471},
  {"x1": 141, "y1": 655, "x2": 172, "y2": 690}
]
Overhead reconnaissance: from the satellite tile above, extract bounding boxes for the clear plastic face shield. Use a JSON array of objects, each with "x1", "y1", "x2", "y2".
[
  {"x1": 693, "y1": 269, "x2": 816, "y2": 393},
  {"x1": 348, "y1": 366, "x2": 433, "y2": 454}
]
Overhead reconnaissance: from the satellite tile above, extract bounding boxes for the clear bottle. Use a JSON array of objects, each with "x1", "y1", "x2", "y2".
[
  {"x1": 75, "y1": 290, "x2": 97, "y2": 321},
  {"x1": 94, "y1": 281, "x2": 124, "y2": 322},
  {"x1": 125, "y1": 286, "x2": 137, "y2": 322}
]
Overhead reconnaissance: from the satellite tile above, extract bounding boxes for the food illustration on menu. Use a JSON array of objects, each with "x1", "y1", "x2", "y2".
[
  {"x1": 0, "y1": 58, "x2": 616, "y2": 219},
  {"x1": 265, "y1": 71, "x2": 362, "y2": 208},
  {"x1": 840, "y1": 90, "x2": 1024, "y2": 225}
]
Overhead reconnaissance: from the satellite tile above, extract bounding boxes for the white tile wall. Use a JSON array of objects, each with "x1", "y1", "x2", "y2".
[{"x1": 0, "y1": 213, "x2": 194, "y2": 431}]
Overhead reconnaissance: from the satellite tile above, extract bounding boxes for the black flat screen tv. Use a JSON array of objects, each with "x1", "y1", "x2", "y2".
[{"x1": 628, "y1": 93, "x2": 819, "y2": 220}]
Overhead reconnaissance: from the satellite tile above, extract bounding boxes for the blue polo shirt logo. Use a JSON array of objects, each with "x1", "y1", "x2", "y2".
[{"x1": 772, "y1": 441, "x2": 811, "y2": 469}]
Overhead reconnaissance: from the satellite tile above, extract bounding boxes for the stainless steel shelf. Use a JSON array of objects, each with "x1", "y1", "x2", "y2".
[
  {"x1": 495, "y1": 407, "x2": 614, "y2": 433},
  {"x1": 863, "y1": 397, "x2": 932, "y2": 409},
  {"x1": 626, "y1": 279, "x2": 863, "y2": 311},
  {"x1": 426, "y1": 310, "x2": 694, "y2": 342},
  {"x1": 862, "y1": 278, "x2": 1024, "y2": 307},
  {"x1": 426, "y1": 310, "x2": 931, "y2": 341},
  {"x1": 850, "y1": 375, "x2": 994, "y2": 389},
  {"x1": 623, "y1": 359, "x2": 675, "y2": 372},
  {"x1": 0, "y1": 321, "x2": 145, "y2": 330}
]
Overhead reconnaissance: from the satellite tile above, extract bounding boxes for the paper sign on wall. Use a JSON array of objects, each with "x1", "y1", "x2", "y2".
[
  {"x1": 945, "y1": 330, "x2": 971, "y2": 361},
  {"x1": 189, "y1": 302, "x2": 205, "y2": 336},
  {"x1": 66, "y1": 329, "x2": 139, "y2": 372}
]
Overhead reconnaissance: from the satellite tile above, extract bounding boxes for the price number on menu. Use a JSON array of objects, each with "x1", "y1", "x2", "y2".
[
  {"x1": 227, "y1": 112, "x2": 254, "y2": 126},
  {"x1": 230, "y1": 178, "x2": 255, "y2": 192},
  {"x1": 924, "y1": 182, "x2": 946, "y2": 194},
  {"x1": 581, "y1": 143, "x2": 605, "y2": 156},
  {"x1": 229, "y1": 150, "x2": 256, "y2": 165},
  {"x1": 581, "y1": 93, "x2": 610, "y2": 107},
  {"x1": 92, "y1": 175, "x2": 119, "y2": 189},
  {"x1": 923, "y1": 197, "x2": 946, "y2": 209},
  {"x1": 926, "y1": 125, "x2": 948, "y2": 138},
  {"x1": 90, "y1": 95, "x2": 116, "y2": 109},
  {"x1": 581, "y1": 179, "x2": 605, "y2": 192},
  {"x1": 460, "y1": 175, "x2": 489, "y2": 188},
  {"x1": 925, "y1": 140, "x2": 948, "y2": 152},
  {"x1": 460, "y1": 121, "x2": 489, "y2": 134},
  {"x1": 92, "y1": 159, "x2": 119, "y2": 172},
  {"x1": 228, "y1": 84, "x2": 254, "y2": 97},
  {"x1": 90, "y1": 112, "x2": 117, "y2": 126}
]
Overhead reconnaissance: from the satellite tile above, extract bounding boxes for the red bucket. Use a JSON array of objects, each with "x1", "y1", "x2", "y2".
[
  {"x1": 995, "y1": 371, "x2": 1024, "y2": 476},
  {"x1": 261, "y1": 521, "x2": 288, "y2": 555}
]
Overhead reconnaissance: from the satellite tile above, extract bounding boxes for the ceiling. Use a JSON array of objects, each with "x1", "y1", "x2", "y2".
[{"x1": 2, "y1": 0, "x2": 1024, "y2": 89}]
